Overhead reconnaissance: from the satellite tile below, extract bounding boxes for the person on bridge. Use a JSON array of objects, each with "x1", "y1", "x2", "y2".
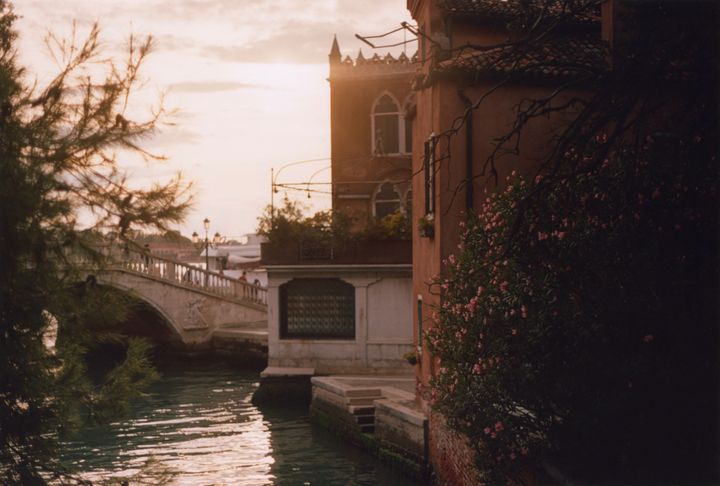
[{"x1": 238, "y1": 271, "x2": 247, "y2": 282}]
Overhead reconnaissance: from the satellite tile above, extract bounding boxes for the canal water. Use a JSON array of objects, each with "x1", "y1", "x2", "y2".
[{"x1": 60, "y1": 363, "x2": 423, "y2": 485}]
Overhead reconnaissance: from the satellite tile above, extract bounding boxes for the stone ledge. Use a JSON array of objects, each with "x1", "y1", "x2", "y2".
[
  {"x1": 375, "y1": 399, "x2": 427, "y2": 427},
  {"x1": 212, "y1": 328, "x2": 268, "y2": 344},
  {"x1": 311, "y1": 376, "x2": 383, "y2": 398},
  {"x1": 261, "y1": 366, "x2": 315, "y2": 378}
]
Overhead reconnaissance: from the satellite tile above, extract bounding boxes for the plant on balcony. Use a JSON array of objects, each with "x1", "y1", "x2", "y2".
[
  {"x1": 257, "y1": 197, "x2": 352, "y2": 246},
  {"x1": 363, "y1": 210, "x2": 411, "y2": 240},
  {"x1": 417, "y1": 214, "x2": 434, "y2": 238}
]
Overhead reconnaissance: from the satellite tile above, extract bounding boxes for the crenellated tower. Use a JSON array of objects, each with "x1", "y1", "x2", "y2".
[{"x1": 328, "y1": 36, "x2": 417, "y2": 227}]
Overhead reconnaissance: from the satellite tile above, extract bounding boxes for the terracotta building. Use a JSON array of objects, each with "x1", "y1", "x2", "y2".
[
  {"x1": 328, "y1": 36, "x2": 416, "y2": 225},
  {"x1": 406, "y1": 0, "x2": 604, "y2": 481}
]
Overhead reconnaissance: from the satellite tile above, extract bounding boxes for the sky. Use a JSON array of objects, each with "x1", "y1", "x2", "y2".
[{"x1": 14, "y1": 0, "x2": 414, "y2": 239}]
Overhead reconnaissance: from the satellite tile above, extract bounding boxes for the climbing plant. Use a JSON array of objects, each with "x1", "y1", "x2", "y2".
[{"x1": 428, "y1": 130, "x2": 718, "y2": 483}]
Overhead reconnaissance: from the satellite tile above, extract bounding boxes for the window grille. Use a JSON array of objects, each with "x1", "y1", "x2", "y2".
[{"x1": 280, "y1": 278, "x2": 355, "y2": 339}]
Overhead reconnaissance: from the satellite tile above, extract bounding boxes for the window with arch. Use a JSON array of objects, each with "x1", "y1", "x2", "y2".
[
  {"x1": 372, "y1": 92, "x2": 412, "y2": 155},
  {"x1": 373, "y1": 182, "x2": 402, "y2": 219}
]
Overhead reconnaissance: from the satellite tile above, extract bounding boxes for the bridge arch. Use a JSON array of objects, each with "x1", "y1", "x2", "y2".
[
  {"x1": 76, "y1": 248, "x2": 268, "y2": 347},
  {"x1": 91, "y1": 278, "x2": 186, "y2": 344}
]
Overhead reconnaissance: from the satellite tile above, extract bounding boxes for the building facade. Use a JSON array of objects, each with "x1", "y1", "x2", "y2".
[
  {"x1": 329, "y1": 36, "x2": 416, "y2": 226},
  {"x1": 261, "y1": 38, "x2": 418, "y2": 375},
  {"x1": 406, "y1": 0, "x2": 603, "y2": 480}
]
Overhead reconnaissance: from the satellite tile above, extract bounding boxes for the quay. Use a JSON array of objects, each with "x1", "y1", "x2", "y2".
[{"x1": 258, "y1": 368, "x2": 430, "y2": 481}]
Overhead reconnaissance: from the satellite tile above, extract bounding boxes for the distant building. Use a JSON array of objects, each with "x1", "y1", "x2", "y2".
[
  {"x1": 207, "y1": 234, "x2": 268, "y2": 286},
  {"x1": 145, "y1": 241, "x2": 196, "y2": 261}
]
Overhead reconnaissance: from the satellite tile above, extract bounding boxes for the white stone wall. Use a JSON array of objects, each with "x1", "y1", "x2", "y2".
[{"x1": 266, "y1": 265, "x2": 413, "y2": 374}]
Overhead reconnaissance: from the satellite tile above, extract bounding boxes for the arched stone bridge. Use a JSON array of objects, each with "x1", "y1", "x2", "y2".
[{"x1": 83, "y1": 248, "x2": 268, "y2": 347}]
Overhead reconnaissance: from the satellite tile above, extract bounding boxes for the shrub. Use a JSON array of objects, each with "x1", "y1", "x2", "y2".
[{"x1": 427, "y1": 133, "x2": 718, "y2": 483}]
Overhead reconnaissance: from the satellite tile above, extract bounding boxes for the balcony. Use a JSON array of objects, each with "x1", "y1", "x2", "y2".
[{"x1": 260, "y1": 238, "x2": 411, "y2": 266}]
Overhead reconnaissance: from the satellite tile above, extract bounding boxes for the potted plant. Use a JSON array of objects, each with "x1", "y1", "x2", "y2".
[
  {"x1": 418, "y1": 214, "x2": 435, "y2": 238},
  {"x1": 403, "y1": 350, "x2": 419, "y2": 365}
]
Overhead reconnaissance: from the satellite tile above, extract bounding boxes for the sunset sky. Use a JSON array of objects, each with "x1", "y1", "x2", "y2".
[{"x1": 15, "y1": 0, "x2": 414, "y2": 239}]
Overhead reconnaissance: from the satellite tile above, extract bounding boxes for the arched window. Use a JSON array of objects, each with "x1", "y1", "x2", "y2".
[
  {"x1": 372, "y1": 93, "x2": 401, "y2": 155},
  {"x1": 373, "y1": 182, "x2": 402, "y2": 219}
]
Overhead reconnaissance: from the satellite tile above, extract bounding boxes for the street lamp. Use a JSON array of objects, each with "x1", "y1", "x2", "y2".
[
  {"x1": 270, "y1": 157, "x2": 330, "y2": 230},
  {"x1": 192, "y1": 218, "x2": 223, "y2": 285}
]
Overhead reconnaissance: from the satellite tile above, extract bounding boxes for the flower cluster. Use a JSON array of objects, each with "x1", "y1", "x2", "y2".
[{"x1": 427, "y1": 132, "x2": 717, "y2": 482}]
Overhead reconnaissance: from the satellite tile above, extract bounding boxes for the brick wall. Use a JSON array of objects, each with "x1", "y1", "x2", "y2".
[{"x1": 428, "y1": 412, "x2": 484, "y2": 486}]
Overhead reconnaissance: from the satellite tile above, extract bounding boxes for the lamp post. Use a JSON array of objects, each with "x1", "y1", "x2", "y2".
[
  {"x1": 270, "y1": 157, "x2": 331, "y2": 230},
  {"x1": 192, "y1": 218, "x2": 222, "y2": 286}
]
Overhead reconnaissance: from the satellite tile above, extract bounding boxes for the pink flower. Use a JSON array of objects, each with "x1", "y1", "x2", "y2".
[
  {"x1": 484, "y1": 427, "x2": 492, "y2": 435},
  {"x1": 511, "y1": 328, "x2": 517, "y2": 336},
  {"x1": 494, "y1": 421, "x2": 504, "y2": 432},
  {"x1": 520, "y1": 305, "x2": 528, "y2": 318},
  {"x1": 557, "y1": 231, "x2": 566, "y2": 240},
  {"x1": 643, "y1": 334, "x2": 654, "y2": 343}
]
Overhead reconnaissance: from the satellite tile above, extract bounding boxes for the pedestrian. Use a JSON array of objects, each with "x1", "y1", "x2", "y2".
[{"x1": 239, "y1": 271, "x2": 247, "y2": 282}]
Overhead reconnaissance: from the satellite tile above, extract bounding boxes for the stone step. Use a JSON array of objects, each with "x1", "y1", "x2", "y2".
[
  {"x1": 349, "y1": 405, "x2": 375, "y2": 415},
  {"x1": 344, "y1": 388, "x2": 383, "y2": 398},
  {"x1": 355, "y1": 414, "x2": 375, "y2": 425},
  {"x1": 347, "y1": 396, "x2": 379, "y2": 406}
]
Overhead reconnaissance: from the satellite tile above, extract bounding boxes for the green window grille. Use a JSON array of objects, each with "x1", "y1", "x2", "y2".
[{"x1": 280, "y1": 278, "x2": 355, "y2": 339}]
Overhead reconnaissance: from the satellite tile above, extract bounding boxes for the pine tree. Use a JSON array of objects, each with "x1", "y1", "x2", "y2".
[{"x1": 0, "y1": 1, "x2": 192, "y2": 481}]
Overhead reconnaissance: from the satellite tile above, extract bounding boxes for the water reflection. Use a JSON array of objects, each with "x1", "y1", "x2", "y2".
[{"x1": 60, "y1": 365, "x2": 421, "y2": 485}]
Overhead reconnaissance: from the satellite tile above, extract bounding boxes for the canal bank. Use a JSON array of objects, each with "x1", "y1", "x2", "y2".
[
  {"x1": 58, "y1": 360, "x2": 426, "y2": 485},
  {"x1": 254, "y1": 368, "x2": 430, "y2": 482}
]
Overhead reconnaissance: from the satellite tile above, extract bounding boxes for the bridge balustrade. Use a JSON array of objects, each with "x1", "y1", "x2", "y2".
[{"x1": 113, "y1": 247, "x2": 267, "y2": 306}]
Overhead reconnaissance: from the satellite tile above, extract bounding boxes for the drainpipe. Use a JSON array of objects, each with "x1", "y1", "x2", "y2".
[{"x1": 457, "y1": 89, "x2": 474, "y2": 211}]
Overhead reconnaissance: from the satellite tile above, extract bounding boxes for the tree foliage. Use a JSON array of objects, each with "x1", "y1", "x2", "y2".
[
  {"x1": 0, "y1": 2, "x2": 191, "y2": 482},
  {"x1": 426, "y1": 0, "x2": 718, "y2": 483},
  {"x1": 257, "y1": 196, "x2": 410, "y2": 247}
]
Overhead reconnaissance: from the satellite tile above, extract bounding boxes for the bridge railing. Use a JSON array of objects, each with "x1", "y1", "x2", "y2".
[{"x1": 113, "y1": 247, "x2": 267, "y2": 306}]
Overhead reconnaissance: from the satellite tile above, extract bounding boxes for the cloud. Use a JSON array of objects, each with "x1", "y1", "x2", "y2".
[
  {"x1": 143, "y1": 127, "x2": 203, "y2": 149},
  {"x1": 169, "y1": 80, "x2": 268, "y2": 93}
]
